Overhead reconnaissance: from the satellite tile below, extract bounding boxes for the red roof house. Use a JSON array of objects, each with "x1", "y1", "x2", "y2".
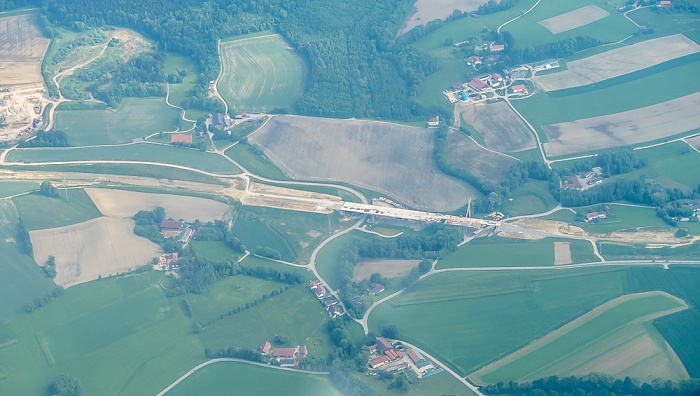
[
  {"x1": 490, "y1": 43, "x2": 505, "y2": 52},
  {"x1": 511, "y1": 84, "x2": 528, "y2": 94},
  {"x1": 160, "y1": 220, "x2": 184, "y2": 231},
  {"x1": 260, "y1": 341, "x2": 271, "y2": 354},
  {"x1": 314, "y1": 287, "x2": 326, "y2": 299},
  {"x1": 369, "y1": 355, "x2": 390, "y2": 369},
  {"x1": 272, "y1": 348, "x2": 296, "y2": 358},
  {"x1": 468, "y1": 77, "x2": 487, "y2": 91},
  {"x1": 171, "y1": 133, "x2": 192, "y2": 144}
]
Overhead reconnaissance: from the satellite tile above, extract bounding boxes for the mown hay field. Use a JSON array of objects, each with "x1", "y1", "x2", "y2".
[
  {"x1": 460, "y1": 102, "x2": 536, "y2": 153},
  {"x1": 538, "y1": 5, "x2": 610, "y2": 34},
  {"x1": 353, "y1": 258, "x2": 420, "y2": 282},
  {"x1": 536, "y1": 34, "x2": 700, "y2": 91},
  {"x1": 85, "y1": 188, "x2": 230, "y2": 222},
  {"x1": 471, "y1": 292, "x2": 689, "y2": 384},
  {"x1": 543, "y1": 92, "x2": 700, "y2": 157},
  {"x1": 30, "y1": 217, "x2": 161, "y2": 287},
  {"x1": 368, "y1": 269, "x2": 626, "y2": 376},
  {"x1": 445, "y1": 129, "x2": 517, "y2": 183},
  {"x1": 12, "y1": 188, "x2": 102, "y2": 230},
  {"x1": 168, "y1": 361, "x2": 339, "y2": 396},
  {"x1": 55, "y1": 98, "x2": 181, "y2": 146},
  {"x1": 0, "y1": 12, "x2": 50, "y2": 84},
  {"x1": 250, "y1": 115, "x2": 479, "y2": 211},
  {"x1": 218, "y1": 34, "x2": 306, "y2": 112}
]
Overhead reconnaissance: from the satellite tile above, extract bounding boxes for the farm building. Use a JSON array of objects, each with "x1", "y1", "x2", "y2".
[
  {"x1": 314, "y1": 286, "x2": 326, "y2": 299},
  {"x1": 178, "y1": 226, "x2": 194, "y2": 245},
  {"x1": 686, "y1": 200, "x2": 700, "y2": 214},
  {"x1": 156, "y1": 252, "x2": 179, "y2": 270},
  {"x1": 469, "y1": 56, "x2": 482, "y2": 65},
  {"x1": 586, "y1": 212, "x2": 606, "y2": 222},
  {"x1": 327, "y1": 304, "x2": 342, "y2": 318},
  {"x1": 171, "y1": 133, "x2": 192, "y2": 144},
  {"x1": 382, "y1": 361, "x2": 408, "y2": 373},
  {"x1": 511, "y1": 84, "x2": 528, "y2": 94},
  {"x1": 658, "y1": 0, "x2": 671, "y2": 9},
  {"x1": 428, "y1": 116, "x2": 440, "y2": 128},
  {"x1": 384, "y1": 349, "x2": 401, "y2": 360},
  {"x1": 376, "y1": 339, "x2": 393, "y2": 354},
  {"x1": 370, "y1": 356, "x2": 390, "y2": 369},
  {"x1": 272, "y1": 348, "x2": 296, "y2": 358},
  {"x1": 468, "y1": 77, "x2": 487, "y2": 91},
  {"x1": 161, "y1": 220, "x2": 183, "y2": 231},
  {"x1": 369, "y1": 283, "x2": 385, "y2": 295},
  {"x1": 260, "y1": 341, "x2": 271, "y2": 354},
  {"x1": 489, "y1": 43, "x2": 505, "y2": 52}
]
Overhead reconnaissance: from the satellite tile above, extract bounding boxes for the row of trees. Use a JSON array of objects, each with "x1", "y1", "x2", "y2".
[
  {"x1": 17, "y1": 130, "x2": 69, "y2": 148},
  {"x1": 25, "y1": 286, "x2": 63, "y2": 313}
]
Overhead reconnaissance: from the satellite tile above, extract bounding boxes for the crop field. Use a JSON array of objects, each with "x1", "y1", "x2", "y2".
[
  {"x1": 542, "y1": 92, "x2": 700, "y2": 157},
  {"x1": 0, "y1": 271, "x2": 205, "y2": 396},
  {"x1": 31, "y1": 217, "x2": 161, "y2": 287},
  {"x1": 470, "y1": 292, "x2": 689, "y2": 384},
  {"x1": 197, "y1": 286, "x2": 337, "y2": 358},
  {"x1": 368, "y1": 269, "x2": 625, "y2": 375},
  {"x1": 353, "y1": 259, "x2": 421, "y2": 282},
  {"x1": 627, "y1": 267, "x2": 700, "y2": 377},
  {"x1": 538, "y1": 5, "x2": 610, "y2": 34},
  {"x1": 218, "y1": 34, "x2": 306, "y2": 112},
  {"x1": 250, "y1": 115, "x2": 478, "y2": 211},
  {"x1": 512, "y1": 58, "x2": 700, "y2": 132},
  {"x1": 536, "y1": 34, "x2": 700, "y2": 91},
  {"x1": 499, "y1": 181, "x2": 558, "y2": 216},
  {"x1": 398, "y1": 0, "x2": 489, "y2": 35},
  {"x1": 445, "y1": 129, "x2": 517, "y2": 184},
  {"x1": 85, "y1": 188, "x2": 230, "y2": 222},
  {"x1": 635, "y1": 141, "x2": 700, "y2": 191},
  {"x1": 459, "y1": 102, "x2": 536, "y2": 152},
  {"x1": 6, "y1": 143, "x2": 242, "y2": 175},
  {"x1": 167, "y1": 360, "x2": 339, "y2": 396},
  {"x1": 25, "y1": 163, "x2": 225, "y2": 185},
  {"x1": 0, "y1": 12, "x2": 50, "y2": 85},
  {"x1": 54, "y1": 98, "x2": 182, "y2": 146},
  {"x1": 184, "y1": 275, "x2": 287, "y2": 325},
  {"x1": 12, "y1": 188, "x2": 102, "y2": 230},
  {"x1": 0, "y1": 200, "x2": 55, "y2": 321},
  {"x1": 0, "y1": 181, "x2": 37, "y2": 198}
]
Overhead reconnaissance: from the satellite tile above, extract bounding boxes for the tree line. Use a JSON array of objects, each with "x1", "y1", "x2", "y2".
[{"x1": 17, "y1": 130, "x2": 69, "y2": 148}]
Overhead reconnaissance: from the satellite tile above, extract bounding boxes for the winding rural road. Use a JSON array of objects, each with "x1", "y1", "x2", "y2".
[{"x1": 155, "y1": 358, "x2": 329, "y2": 396}]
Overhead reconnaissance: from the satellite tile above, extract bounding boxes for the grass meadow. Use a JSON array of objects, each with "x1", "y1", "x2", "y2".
[
  {"x1": 315, "y1": 231, "x2": 378, "y2": 290},
  {"x1": 163, "y1": 53, "x2": 207, "y2": 121},
  {"x1": 437, "y1": 236, "x2": 598, "y2": 269},
  {"x1": 0, "y1": 201, "x2": 56, "y2": 322},
  {"x1": 7, "y1": 143, "x2": 242, "y2": 175},
  {"x1": 368, "y1": 268, "x2": 626, "y2": 375},
  {"x1": 0, "y1": 181, "x2": 38, "y2": 198},
  {"x1": 231, "y1": 210, "x2": 296, "y2": 262},
  {"x1": 471, "y1": 292, "x2": 688, "y2": 384},
  {"x1": 218, "y1": 34, "x2": 307, "y2": 112},
  {"x1": 0, "y1": 272, "x2": 205, "y2": 396},
  {"x1": 167, "y1": 361, "x2": 339, "y2": 396},
  {"x1": 635, "y1": 142, "x2": 700, "y2": 192},
  {"x1": 224, "y1": 143, "x2": 290, "y2": 180},
  {"x1": 54, "y1": 98, "x2": 181, "y2": 146},
  {"x1": 545, "y1": 204, "x2": 670, "y2": 234},
  {"x1": 500, "y1": 181, "x2": 558, "y2": 216},
  {"x1": 12, "y1": 188, "x2": 102, "y2": 230}
]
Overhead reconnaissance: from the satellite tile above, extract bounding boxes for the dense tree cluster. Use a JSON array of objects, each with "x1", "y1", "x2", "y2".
[
  {"x1": 42, "y1": 255, "x2": 57, "y2": 278},
  {"x1": 0, "y1": 0, "x2": 39, "y2": 12},
  {"x1": 25, "y1": 286, "x2": 63, "y2": 313},
  {"x1": 18, "y1": 130, "x2": 69, "y2": 148},
  {"x1": 48, "y1": 373, "x2": 84, "y2": 396},
  {"x1": 483, "y1": 374, "x2": 700, "y2": 396},
  {"x1": 476, "y1": 0, "x2": 517, "y2": 15},
  {"x1": 560, "y1": 176, "x2": 690, "y2": 208},
  {"x1": 16, "y1": 217, "x2": 33, "y2": 257},
  {"x1": 558, "y1": 147, "x2": 646, "y2": 177},
  {"x1": 39, "y1": 181, "x2": 60, "y2": 198},
  {"x1": 205, "y1": 346, "x2": 269, "y2": 363}
]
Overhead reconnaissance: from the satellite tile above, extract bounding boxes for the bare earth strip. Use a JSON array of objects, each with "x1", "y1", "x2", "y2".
[
  {"x1": 399, "y1": 0, "x2": 488, "y2": 35},
  {"x1": 553, "y1": 242, "x2": 572, "y2": 265},
  {"x1": 85, "y1": 188, "x2": 231, "y2": 222},
  {"x1": 445, "y1": 130, "x2": 517, "y2": 183},
  {"x1": 543, "y1": 92, "x2": 700, "y2": 157},
  {"x1": 470, "y1": 292, "x2": 689, "y2": 384},
  {"x1": 538, "y1": 5, "x2": 610, "y2": 35},
  {"x1": 536, "y1": 34, "x2": 700, "y2": 91},
  {"x1": 460, "y1": 102, "x2": 536, "y2": 152},
  {"x1": 249, "y1": 115, "x2": 479, "y2": 211},
  {"x1": 0, "y1": 13, "x2": 50, "y2": 84},
  {"x1": 352, "y1": 259, "x2": 421, "y2": 282},
  {"x1": 30, "y1": 217, "x2": 161, "y2": 287}
]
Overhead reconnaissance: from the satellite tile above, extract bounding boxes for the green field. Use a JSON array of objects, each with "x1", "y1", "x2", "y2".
[
  {"x1": 471, "y1": 292, "x2": 687, "y2": 384},
  {"x1": 167, "y1": 361, "x2": 339, "y2": 396},
  {"x1": 355, "y1": 370, "x2": 476, "y2": 396},
  {"x1": 7, "y1": 143, "x2": 242, "y2": 175},
  {"x1": 0, "y1": 201, "x2": 56, "y2": 322},
  {"x1": 545, "y1": 204, "x2": 671, "y2": 234},
  {"x1": 224, "y1": 143, "x2": 290, "y2": 180},
  {"x1": 368, "y1": 268, "x2": 625, "y2": 375},
  {"x1": 635, "y1": 142, "x2": 700, "y2": 191},
  {"x1": 54, "y1": 98, "x2": 181, "y2": 146},
  {"x1": 437, "y1": 236, "x2": 598, "y2": 269},
  {"x1": 231, "y1": 209, "x2": 296, "y2": 262},
  {"x1": 502, "y1": 0, "x2": 637, "y2": 49},
  {"x1": 12, "y1": 188, "x2": 102, "y2": 230},
  {"x1": 0, "y1": 272, "x2": 204, "y2": 396},
  {"x1": 513, "y1": 59, "x2": 700, "y2": 134},
  {"x1": 197, "y1": 285, "x2": 338, "y2": 358},
  {"x1": 192, "y1": 241, "x2": 241, "y2": 262},
  {"x1": 218, "y1": 34, "x2": 307, "y2": 112},
  {"x1": 500, "y1": 181, "x2": 558, "y2": 216},
  {"x1": 315, "y1": 231, "x2": 376, "y2": 290},
  {"x1": 0, "y1": 181, "x2": 38, "y2": 198},
  {"x1": 163, "y1": 53, "x2": 207, "y2": 121}
]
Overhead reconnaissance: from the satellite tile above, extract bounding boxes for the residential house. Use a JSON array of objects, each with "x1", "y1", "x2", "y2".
[
  {"x1": 428, "y1": 116, "x2": 440, "y2": 128},
  {"x1": 511, "y1": 84, "x2": 528, "y2": 94},
  {"x1": 687, "y1": 200, "x2": 700, "y2": 214},
  {"x1": 327, "y1": 304, "x2": 342, "y2": 318},
  {"x1": 272, "y1": 348, "x2": 296, "y2": 358},
  {"x1": 375, "y1": 339, "x2": 393, "y2": 354},
  {"x1": 586, "y1": 212, "x2": 606, "y2": 222},
  {"x1": 489, "y1": 43, "x2": 505, "y2": 52},
  {"x1": 260, "y1": 341, "x2": 271, "y2": 354},
  {"x1": 468, "y1": 77, "x2": 487, "y2": 91},
  {"x1": 369, "y1": 355, "x2": 390, "y2": 369},
  {"x1": 314, "y1": 286, "x2": 326, "y2": 299},
  {"x1": 369, "y1": 283, "x2": 385, "y2": 295}
]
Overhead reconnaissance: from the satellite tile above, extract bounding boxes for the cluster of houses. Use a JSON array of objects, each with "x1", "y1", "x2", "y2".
[
  {"x1": 160, "y1": 220, "x2": 200, "y2": 247},
  {"x1": 444, "y1": 70, "x2": 529, "y2": 103},
  {"x1": 309, "y1": 280, "x2": 345, "y2": 318},
  {"x1": 562, "y1": 167, "x2": 604, "y2": 191},
  {"x1": 259, "y1": 342, "x2": 308, "y2": 367},
  {"x1": 367, "y1": 339, "x2": 440, "y2": 379},
  {"x1": 208, "y1": 111, "x2": 253, "y2": 131}
]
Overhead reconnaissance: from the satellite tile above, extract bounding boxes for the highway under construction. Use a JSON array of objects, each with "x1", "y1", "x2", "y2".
[{"x1": 337, "y1": 202, "x2": 501, "y2": 229}]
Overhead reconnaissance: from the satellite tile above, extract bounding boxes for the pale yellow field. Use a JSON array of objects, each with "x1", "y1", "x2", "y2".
[
  {"x1": 543, "y1": 92, "x2": 700, "y2": 156},
  {"x1": 352, "y1": 259, "x2": 421, "y2": 282},
  {"x1": 536, "y1": 34, "x2": 700, "y2": 91},
  {"x1": 460, "y1": 101, "x2": 536, "y2": 152},
  {"x1": 538, "y1": 5, "x2": 610, "y2": 34},
  {"x1": 0, "y1": 13, "x2": 50, "y2": 84},
  {"x1": 85, "y1": 188, "x2": 231, "y2": 222},
  {"x1": 30, "y1": 217, "x2": 161, "y2": 287},
  {"x1": 553, "y1": 242, "x2": 571, "y2": 265}
]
